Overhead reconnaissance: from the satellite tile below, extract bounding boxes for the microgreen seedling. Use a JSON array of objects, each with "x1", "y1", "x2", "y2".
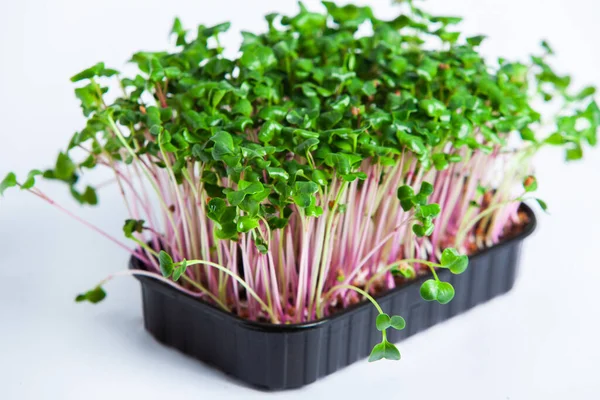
[
  {"x1": 75, "y1": 286, "x2": 106, "y2": 304},
  {"x1": 1, "y1": 0, "x2": 597, "y2": 367}
]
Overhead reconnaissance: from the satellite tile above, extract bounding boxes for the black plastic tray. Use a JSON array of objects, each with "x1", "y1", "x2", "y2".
[{"x1": 130, "y1": 204, "x2": 536, "y2": 390}]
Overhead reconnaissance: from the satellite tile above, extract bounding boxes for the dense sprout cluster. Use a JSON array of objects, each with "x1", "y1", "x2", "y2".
[{"x1": 2, "y1": 1, "x2": 597, "y2": 361}]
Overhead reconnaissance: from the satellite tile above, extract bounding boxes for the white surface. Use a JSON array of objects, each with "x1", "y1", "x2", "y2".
[{"x1": 1, "y1": 0, "x2": 599, "y2": 399}]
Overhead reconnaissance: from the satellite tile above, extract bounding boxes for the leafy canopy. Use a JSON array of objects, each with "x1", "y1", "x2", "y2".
[{"x1": 3, "y1": 1, "x2": 595, "y2": 239}]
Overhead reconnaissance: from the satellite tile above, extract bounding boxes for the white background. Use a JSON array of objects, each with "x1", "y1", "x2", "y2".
[{"x1": 1, "y1": 0, "x2": 599, "y2": 399}]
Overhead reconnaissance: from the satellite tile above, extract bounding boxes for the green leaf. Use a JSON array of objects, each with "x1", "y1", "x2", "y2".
[
  {"x1": 306, "y1": 205, "x2": 323, "y2": 217},
  {"x1": 324, "y1": 153, "x2": 361, "y2": 176},
  {"x1": 541, "y1": 40, "x2": 554, "y2": 55},
  {"x1": 331, "y1": 95, "x2": 350, "y2": 112},
  {"x1": 21, "y1": 169, "x2": 42, "y2": 189},
  {"x1": 286, "y1": 3, "x2": 327, "y2": 33},
  {"x1": 295, "y1": 181, "x2": 319, "y2": 195},
  {"x1": 376, "y1": 313, "x2": 391, "y2": 331},
  {"x1": 536, "y1": 198, "x2": 549, "y2": 213},
  {"x1": 75, "y1": 286, "x2": 106, "y2": 304},
  {"x1": 312, "y1": 170, "x2": 328, "y2": 186},
  {"x1": 419, "y1": 182, "x2": 434, "y2": 196},
  {"x1": 171, "y1": 17, "x2": 187, "y2": 45},
  {"x1": 420, "y1": 99, "x2": 447, "y2": 118},
  {"x1": 397, "y1": 185, "x2": 414, "y2": 201},
  {"x1": 266, "y1": 167, "x2": 289, "y2": 181},
  {"x1": 233, "y1": 98, "x2": 253, "y2": 116},
  {"x1": 421, "y1": 280, "x2": 455, "y2": 304},
  {"x1": 70, "y1": 62, "x2": 117, "y2": 82},
  {"x1": 173, "y1": 260, "x2": 188, "y2": 282},
  {"x1": 215, "y1": 222, "x2": 238, "y2": 240},
  {"x1": 55, "y1": 152, "x2": 76, "y2": 181},
  {"x1": 322, "y1": 2, "x2": 373, "y2": 27},
  {"x1": 0, "y1": 172, "x2": 17, "y2": 195},
  {"x1": 240, "y1": 45, "x2": 277, "y2": 72},
  {"x1": 545, "y1": 132, "x2": 566, "y2": 145},
  {"x1": 400, "y1": 199, "x2": 413, "y2": 212},
  {"x1": 289, "y1": 128, "x2": 319, "y2": 139},
  {"x1": 431, "y1": 15, "x2": 463, "y2": 25},
  {"x1": 419, "y1": 204, "x2": 441, "y2": 218},
  {"x1": 210, "y1": 131, "x2": 240, "y2": 166},
  {"x1": 258, "y1": 121, "x2": 282, "y2": 143},
  {"x1": 239, "y1": 180, "x2": 264, "y2": 195},
  {"x1": 416, "y1": 58, "x2": 439, "y2": 81},
  {"x1": 520, "y1": 127, "x2": 536, "y2": 142},
  {"x1": 207, "y1": 198, "x2": 227, "y2": 221},
  {"x1": 391, "y1": 265, "x2": 415, "y2": 278},
  {"x1": 412, "y1": 223, "x2": 434, "y2": 237},
  {"x1": 566, "y1": 144, "x2": 583, "y2": 161},
  {"x1": 432, "y1": 154, "x2": 449, "y2": 170},
  {"x1": 226, "y1": 190, "x2": 246, "y2": 207},
  {"x1": 319, "y1": 111, "x2": 343, "y2": 129},
  {"x1": 389, "y1": 56, "x2": 408, "y2": 75},
  {"x1": 164, "y1": 66, "x2": 182, "y2": 79},
  {"x1": 413, "y1": 193, "x2": 428, "y2": 206},
  {"x1": 362, "y1": 81, "x2": 377, "y2": 97},
  {"x1": 79, "y1": 186, "x2": 98, "y2": 205},
  {"x1": 237, "y1": 216, "x2": 259, "y2": 232},
  {"x1": 390, "y1": 315, "x2": 406, "y2": 330},
  {"x1": 292, "y1": 181, "x2": 319, "y2": 208},
  {"x1": 467, "y1": 35, "x2": 486, "y2": 46},
  {"x1": 436, "y1": 282, "x2": 455, "y2": 304},
  {"x1": 149, "y1": 58, "x2": 165, "y2": 81},
  {"x1": 368, "y1": 340, "x2": 401, "y2": 362},
  {"x1": 123, "y1": 219, "x2": 145, "y2": 238},
  {"x1": 523, "y1": 176, "x2": 538, "y2": 192},
  {"x1": 574, "y1": 86, "x2": 596, "y2": 100},
  {"x1": 420, "y1": 279, "x2": 439, "y2": 301},
  {"x1": 300, "y1": 83, "x2": 318, "y2": 97},
  {"x1": 440, "y1": 248, "x2": 468, "y2": 274},
  {"x1": 158, "y1": 251, "x2": 174, "y2": 278},
  {"x1": 203, "y1": 22, "x2": 231, "y2": 37}
]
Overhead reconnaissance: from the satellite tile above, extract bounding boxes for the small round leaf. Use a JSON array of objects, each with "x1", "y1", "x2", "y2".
[
  {"x1": 376, "y1": 313, "x2": 391, "y2": 331},
  {"x1": 237, "y1": 216, "x2": 259, "y2": 233},
  {"x1": 0, "y1": 172, "x2": 17, "y2": 196},
  {"x1": 397, "y1": 185, "x2": 414, "y2": 200},
  {"x1": 412, "y1": 224, "x2": 425, "y2": 237},
  {"x1": 158, "y1": 250, "x2": 174, "y2": 278},
  {"x1": 420, "y1": 279, "x2": 439, "y2": 301},
  {"x1": 419, "y1": 203, "x2": 441, "y2": 218},
  {"x1": 436, "y1": 282, "x2": 455, "y2": 304},
  {"x1": 173, "y1": 260, "x2": 188, "y2": 282},
  {"x1": 441, "y1": 248, "x2": 469, "y2": 274},
  {"x1": 419, "y1": 182, "x2": 434, "y2": 196},
  {"x1": 75, "y1": 286, "x2": 106, "y2": 304},
  {"x1": 390, "y1": 315, "x2": 406, "y2": 330}
]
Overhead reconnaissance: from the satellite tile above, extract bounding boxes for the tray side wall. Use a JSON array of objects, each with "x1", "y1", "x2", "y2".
[{"x1": 137, "y1": 238, "x2": 523, "y2": 389}]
